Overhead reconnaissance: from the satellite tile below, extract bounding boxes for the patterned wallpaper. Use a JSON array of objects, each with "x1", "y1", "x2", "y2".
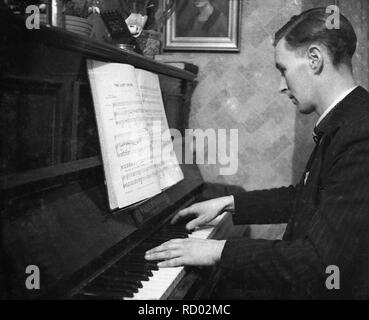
[
  {"x1": 161, "y1": 0, "x2": 369, "y2": 238},
  {"x1": 163, "y1": 0, "x2": 368, "y2": 188},
  {"x1": 164, "y1": 0, "x2": 311, "y2": 191}
]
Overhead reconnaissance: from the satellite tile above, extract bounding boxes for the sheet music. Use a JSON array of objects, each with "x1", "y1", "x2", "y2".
[
  {"x1": 87, "y1": 61, "x2": 161, "y2": 209},
  {"x1": 135, "y1": 69, "x2": 184, "y2": 189}
]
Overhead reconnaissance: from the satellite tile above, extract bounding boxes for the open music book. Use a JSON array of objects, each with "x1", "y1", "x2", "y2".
[{"x1": 87, "y1": 60, "x2": 184, "y2": 210}]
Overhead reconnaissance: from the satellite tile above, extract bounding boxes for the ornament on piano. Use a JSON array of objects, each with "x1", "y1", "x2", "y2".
[{"x1": 125, "y1": 12, "x2": 147, "y2": 37}]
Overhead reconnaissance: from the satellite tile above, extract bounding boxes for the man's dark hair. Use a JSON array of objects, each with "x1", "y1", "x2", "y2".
[{"x1": 274, "y1": 7, "x2": 357, "y2": 66}]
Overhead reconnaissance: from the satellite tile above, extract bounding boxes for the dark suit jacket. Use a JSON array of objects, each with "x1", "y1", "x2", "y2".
[{"x1": 219, "y1": 86, "x2": 369, "y2": 299}]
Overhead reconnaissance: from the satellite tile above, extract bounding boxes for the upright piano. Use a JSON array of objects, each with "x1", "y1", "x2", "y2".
[{"x1": 0, "y1": 10, "x2": 245, "y2": 300}]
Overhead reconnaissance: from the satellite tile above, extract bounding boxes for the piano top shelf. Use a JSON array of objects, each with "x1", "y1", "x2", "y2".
[
  {"x1": 1, "y1": 10, "x2": 197, "y2": 81},
  {"x1": 0, "y1": 156, "x2": 102, "y2": 191}
]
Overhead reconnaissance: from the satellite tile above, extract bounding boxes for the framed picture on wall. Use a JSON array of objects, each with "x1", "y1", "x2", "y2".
[{"x1": 164, "y1": 0, "x2": 242, "y2": 52}]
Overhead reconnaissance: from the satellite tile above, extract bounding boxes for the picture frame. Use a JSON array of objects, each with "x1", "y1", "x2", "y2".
[{"x1": 164, "y1": 0, "x2": 242, "y2": 52}]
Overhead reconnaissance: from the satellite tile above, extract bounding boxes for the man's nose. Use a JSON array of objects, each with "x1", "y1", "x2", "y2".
[{"x1": 279, "y1": 77, "x2": 288, "y2": 93}]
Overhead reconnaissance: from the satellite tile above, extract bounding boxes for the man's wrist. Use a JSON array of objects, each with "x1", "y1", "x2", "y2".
[
  {"x1": 214, "y1": 240, "x2": 226, "y2": 264},
  {"x1": 221, "y1": 195, "x2": 235, "y2": 213}
]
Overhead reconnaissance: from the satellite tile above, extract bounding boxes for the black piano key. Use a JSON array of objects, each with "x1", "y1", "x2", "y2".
[
  {"x1": 122, "y1": 259, "x2": 159, "y2": 271},
  {"x1": 121, "y1": 255, "x2": 160, "y2": 266},
  {"x1": 114, "y1": 261, "x2": 158, "y2": 271},
  {"x1": 112, "y1": 281, "x2": 142, "y2": 290},
  {"x1": 157, "y1": 228, "x2": 188, "y2": 235},
  {"x1": 122, "y1": 255, "x2": 159, "y2": 266},
  {"x1": 122, "y1": 273, "x2": 150, "y2": 282},
  {"x1": 73, "y1": 293, "x2": 104, "y2": 300},
  {"x1": 162, "y1": 228, "x2": 191, "y2": 235},
  {"x1": 134, "y1": 242, "x2": 168, "y2": 252},
  {"x1": 132, "y1": 244, "x2": 161, "y2": 253},
  {"x1": 87, "y1": 280, "x2": 140, "y2": 293},
  {"x1": 105, "y1": 272, "x2": 152, "y2": 283},
  {"x1": 116, "y1": 265, "x2": 153, "y2": 277},
  {"x1": 167, "y1": 224, "x2": 189, "y2": 229},
  {"x1": 127, "y1": 225, "x2": 189, "y2": 243},
  {"x1": 149, "y1": 234, "x2": 187, "y2": 241},
  {"x1": 92, "y1": 276, "x2": 142, "y2": 289},
  {"x1": 99, "y1": 274, "x2": 143, "y2": 288},
  {"x1": 95, "y1": 281, "x2": 142, "y2": 292},
  {"x1": 84, "y1": 281, "x2": 136, "y2": 294},
  {"x1": 105, "y1": 268, "x2": 151, "y2": 277},
  {"x1": 124, "y1": 253, "x2": 147, "y2": 261},
  {"x1": 116, "y1": 282, "x2": 141, "y2": 292},
  {"x1": 81, "y1": 289, "x2": 134, "y2": 299},
  {"x1": 130, "y1": 260, "x2": 159, "y2": 271},
  {"x1": 106, "y1": 266, "x2": 152, "y2": 279},
  {"x1": 156, "y1": 233, "x2": 188, "y2": 239}
]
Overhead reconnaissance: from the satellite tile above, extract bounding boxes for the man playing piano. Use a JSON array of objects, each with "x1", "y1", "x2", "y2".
[{"x1": 145, "y1": 8, "x2": 369, "y2": 299}]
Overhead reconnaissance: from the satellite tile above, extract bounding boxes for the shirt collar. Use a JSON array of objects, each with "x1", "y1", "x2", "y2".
[{"x1": 315, "y1": 85, "x2": 358, "y2": 127}]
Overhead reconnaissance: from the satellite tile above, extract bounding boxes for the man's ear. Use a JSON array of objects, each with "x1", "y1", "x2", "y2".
[{"x1": 307, "y1": 45, "x2": 323, "y2": 74}]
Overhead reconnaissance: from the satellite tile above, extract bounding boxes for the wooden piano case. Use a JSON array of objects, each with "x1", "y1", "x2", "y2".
[{"x1": 0, "y1": 9, "x2": 245, "y2": 300}]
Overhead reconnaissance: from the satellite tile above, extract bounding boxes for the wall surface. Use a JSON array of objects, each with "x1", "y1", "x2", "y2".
[
  {"x1": 161, "y1": 0, "x2": 368, "y2": 189},
  {"x1": 160, "y1": 0, "x2": 368, "y2": 239},
  {"x1": 163, "y1": 0, "x2": 314, "y2": 193}
]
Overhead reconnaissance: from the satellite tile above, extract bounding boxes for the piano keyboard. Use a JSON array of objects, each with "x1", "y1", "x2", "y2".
[{"x1": 75, "y1": 214, "x2": 225, "y2": 300}]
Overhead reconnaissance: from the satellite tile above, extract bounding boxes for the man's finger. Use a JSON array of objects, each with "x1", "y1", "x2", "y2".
[
  {"x1": 170, "y1": 208, "x2": 190, "y2": 224},
  {"x1": 145, "y1": 249, "x2": 181, "y2": 261},
  {"x1": 171, "y1": 207, "x2": 195, "y2": 224},
  {"x1": 145, "y1": 240, "x2": 180, "y2": 255},
  {"x1": 186, "y1": 217, "x2": 202, "y2": 231},
  {"x1": 157, "y1": 257, "x2": 182, "y2": 268}
]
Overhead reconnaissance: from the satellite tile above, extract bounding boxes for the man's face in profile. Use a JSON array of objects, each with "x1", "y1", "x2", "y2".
[{"x1": 275, "y1": 38, "x2": 316, "y2": 114}]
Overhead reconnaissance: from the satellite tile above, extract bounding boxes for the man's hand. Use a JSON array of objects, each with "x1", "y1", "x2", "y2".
[
  {"x1": 171, "y1": 196, "x2": 234, "y2": 230},
  {"x1": 145, "y1": 238, "x2": 226, "y2": 267}
]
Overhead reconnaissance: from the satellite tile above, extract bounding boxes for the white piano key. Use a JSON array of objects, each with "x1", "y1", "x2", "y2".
[
  {"x1": 126, "y1": 267, "x2": 184, "y2": 300},
  {"x1": 188, "y1": 227, "x2": 213, "y2": 239}
]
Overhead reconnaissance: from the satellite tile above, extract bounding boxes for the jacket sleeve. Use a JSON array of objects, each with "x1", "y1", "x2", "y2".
[
  {"x1": 220, "y1": 121, "x2": 369, "y2": 298},
  {"x1": 232, "y1": 185, "x2": 296, "y2": 225}
]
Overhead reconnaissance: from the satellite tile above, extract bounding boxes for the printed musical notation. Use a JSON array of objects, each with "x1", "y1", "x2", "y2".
[
  {"x1": 136, "y1": 69, "x2": 184, "y2": 190},
  {"x1": 115, "y1": 137, "x2": 143, "y2": 157},
  {"x1": 87, "y1": 60, "x2": 183, "y2": 209},
  {"x1": 121, "y1": 167, "x2": 157, "y2": 188}
]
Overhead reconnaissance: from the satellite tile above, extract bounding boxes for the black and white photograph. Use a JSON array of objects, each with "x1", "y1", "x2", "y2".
[{"x1": 1, "y1": 0, "x2": 369, "y2": 308}]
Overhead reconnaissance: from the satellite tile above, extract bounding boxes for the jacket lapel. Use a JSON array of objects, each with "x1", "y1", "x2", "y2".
[
  {"x1": 314, "y1": 86, "x2": 368, "y2": 139},
  {"x1": 305, "y1": 87, "x2": 367, "y2": 203}
]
